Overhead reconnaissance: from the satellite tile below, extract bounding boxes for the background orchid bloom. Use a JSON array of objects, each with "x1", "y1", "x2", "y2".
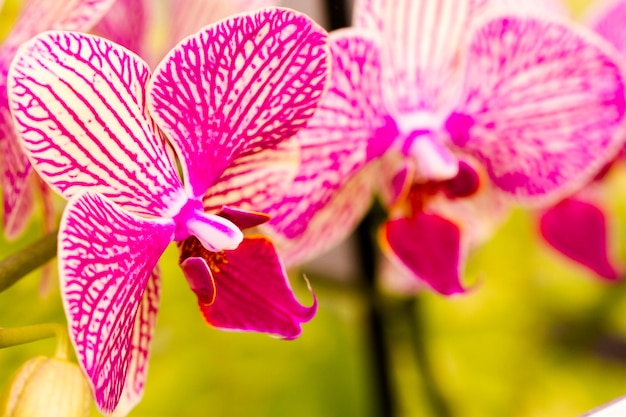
[
  {"x1": 538, "y1": 0, "x2": 626, "y2": 280},
  {"x1": 8, "y1": 7, "x2": 329, "y2": 415},
  {"x1": 92, "y1": 0, "x2": 277, "y2": 67},
  {"x1": 265, "y1": 0, "x2": 626, "y2": 296},
  {"x1": 0, "y1": 0, "x2": 115, "y2": 240}
]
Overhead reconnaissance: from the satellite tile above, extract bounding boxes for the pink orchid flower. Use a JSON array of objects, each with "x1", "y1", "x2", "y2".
[
  {"x1": 264, "y1": 0, "x2": 626, "y2": 296},
  {"x1": 8, "y1": 7, "x2": 328, "y2": 415},
  {"x1": 539, "y1": 0, "x2": 626, "y2": 280},
  {"x1": 0, "y1": 0, "x2": 116, "y2": 240}
]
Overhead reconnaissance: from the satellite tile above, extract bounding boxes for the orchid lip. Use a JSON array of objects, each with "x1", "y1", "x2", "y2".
[{"x1": 172, "y1": 199, "x2": 243, "y2": 252}]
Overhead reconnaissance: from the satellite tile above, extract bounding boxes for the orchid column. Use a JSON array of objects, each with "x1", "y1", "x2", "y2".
[{"x1": 7, "y1": 7, "x2": 329, "y2": 415}]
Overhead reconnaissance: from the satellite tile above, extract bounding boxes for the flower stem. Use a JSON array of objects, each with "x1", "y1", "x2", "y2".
[
  {"x1": 0, "y1": 230, "x2": 58, "y2": 293},
  {"x1": 0, "y1": 323, "x2": 69, "y2": 359},
  {"x1": 403, "y1": 297, "x2": 453, "y2": 417}
]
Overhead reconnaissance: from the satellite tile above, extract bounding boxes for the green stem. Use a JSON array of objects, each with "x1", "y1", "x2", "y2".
[
  {"x1": 0, "y1": 323, "x2": 69, "y2": 359},
  {"x1": 0, "y1": 230, "x2": 58, "y2": 293}
]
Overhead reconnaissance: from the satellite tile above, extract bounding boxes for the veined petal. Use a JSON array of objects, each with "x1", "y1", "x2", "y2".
[
  {"x1": 353, "y1": 0, "x2": 488, "y2": 115},
  {"x1": 166, "y1": 0, "x2": 278, "y2": 52},
  {"x1": 59, "y1": 192, "x2": 174, "y2": 413},
  {"x1": 0, "y1": 105, "x2": 33, "y2": 239},
  {"x1": 455, "y1": 16, "x2": 626, "y2": 204},
  {"x1": 148, "y1": 7, "x2": 329, "y2": 198},
  {"x1": 265, "y1": 30, "x2": 392, "y2": 242},
  {"x1": 8, "y1": 31, "x2": 187, "y2": 217},
  {"x1": 0, "y1": 0, "x2": 115, "y2": 58},
  {"x1": 112, "y1": 267, "x2": 161, "y2": 417},
  {"x1": 92, "y1": 0, "x2": 151, "y2": 57},
  {"x1": 586, "y1": 0, "x2": 626, "y2": 57},
  {"x1": 201, "y1": 135, "x2": 300, "y2": 213},
  {"x1": 380, "y1": 213, "x2": 466, "y2": 295},
  {"x1": 540, "y1": 197, "x2": 619, "y2": 280},
  {"x1": 268, "y1": 162, "x2": 379, "y2": 267},
  {"x1": 179, "y1": 236, "x2": 316, "y2": 339}
]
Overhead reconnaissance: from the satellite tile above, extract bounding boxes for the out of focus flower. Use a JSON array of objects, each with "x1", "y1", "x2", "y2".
[
  {"x1": 0, "y1": 0, "x2": 115, "y2": 240},
  {"x1": 539, "y1": 0, "x2": 626, "y2": 280},
  {"x1": 8, "y1": 7, "x2": 328, "y2": 415},
  {"x1": 265, "y1": 0, "x2": 626, "y2": 295},
  {"x1": 0, "y1": 356, "x2": 91, "y2": 417}
]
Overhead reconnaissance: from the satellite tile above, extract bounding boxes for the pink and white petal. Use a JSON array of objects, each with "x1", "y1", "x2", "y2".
[
  {"x1": 166, "y1": 0, "x2": 277, "y2": 52},
  {"x1": 267, "y1": 162, "x2": 378, "y2": 267},
  {"x1": 264, "y1": 29, "x2": 393, "y2": 241},
  {"x1": 586, "y1": 0, "x2": 626, "y2": 57},
  {"x1": 489, "y1": 0, "x2": 568, "y2": 16},
  {"x1": 0, "y1": 105, "x2": 34, "y2": 239},
  {"x1": 0, "y1": 0, "x2": 115, "y2": 58},
  {"x1": 148, "y1": 7, "x2": 329, "y2": 198},
  {"x1": 353, "y1": 0, "x2": 488, "y2": 115},
  {"x1": 8, "y1": 31, "x2": 187, "y2": 217},
  {"x1": 112, "y1": 266, "x2": 161, "y2": 417},
  {"x1": 179, "y1": 236, "x2": 316, "y2": 339},
  {"x1": 540, "y1": 197, "x2": 619, "y2": 280},
  {"x1": 455, "y1": 16, "x2": 626, "y2": 205},
  {"x1": 201, "y1": 136, "x2": 300, "y2": 214},
  {"x1": 379, "y1": 213, "x2": 467, "y2": 296},
  {"x1": 92, "y1": 0, "x2": 151, "y2": 57},
  {"x1": 59, "y1": 192, "x2": 174, "y2": 413}
]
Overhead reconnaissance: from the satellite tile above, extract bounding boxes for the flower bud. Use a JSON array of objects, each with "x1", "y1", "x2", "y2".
[{"x1": 1, "y1": 356, "x2": 91, "y2": 417}]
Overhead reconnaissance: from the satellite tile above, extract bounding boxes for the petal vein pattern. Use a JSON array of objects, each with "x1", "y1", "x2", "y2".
[
  {"x1": 148, "y1": 7, "x2": 329, "y2": 198},
  {"x1": 60, "y1": 192, "x2": 173, "y2": 413},
  {"x1": 456, "y1": 17, "x2": 626, "y2": 202},
  {"x1": 265, "y1": 30, "x2": 390, "y2": 242},
  {"x1": 8, "y1": 31, "x2": 186, "y2": 217}
]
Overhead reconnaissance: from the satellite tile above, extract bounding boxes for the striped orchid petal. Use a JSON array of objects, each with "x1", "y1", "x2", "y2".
[
  {"x1": 148, "y1": 7, "x2": 329, "y2": 199},
  {"x1": 113, "y1": 267, "x2": 161, "y2": 417},
  {"x1": 453, "y1": 16, "x2": 626, "y2": 204},
  {"x1": 59, "y1": 192, "x2": 174, "y2": 414},
  {"x1": 179, "y1": 236, "x2": 316, "y2": 339},
  {"x1": 92, "y1": 0, "x2": 150, "y2": 57},
  {"x1": 353, "y1": 0, "x2": 488, "y2": 115},
  {"x1": 264, "y1": 30, "x2": 392, "y2": 261},
  {"x1": 8, "y1": 31, "x2": 187, "y2": 217},
  {"x1": 166, "y1": 0, "x2": 277, "y2": 52}
]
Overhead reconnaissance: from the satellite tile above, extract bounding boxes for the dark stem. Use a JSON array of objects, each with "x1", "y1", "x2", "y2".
[
  {"x1": 403, "y1": 297, "x2": 453, "y2": 417},
  {"x1": 0, "y1": 230, "x2": 58, "y2": 293},
  {"x1": 323, "y1": 0, "x2": 350, "y2": 29},
  {"x1": 356, "y1": 210, "x2": 396, "y2": 417}
]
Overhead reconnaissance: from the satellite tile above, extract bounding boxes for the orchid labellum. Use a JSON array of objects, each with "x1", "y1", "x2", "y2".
[
  {"x1": 8, "y1": 7, "x2": 328, "y2": 415},
  {"x1": 265, "y1": 0, "x2": 626, "y2": 295}
]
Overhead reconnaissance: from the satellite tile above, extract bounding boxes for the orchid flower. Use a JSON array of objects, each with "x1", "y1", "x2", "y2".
[
  {"x1": 92, "y1": 0, "x2": 277, "y2": 67},
  {"x1": 538, "y1": 0, "x2": 626, "y2": 280},
  {"x1": 8, "y1": 7, "x2": 329, "y2": 415},
  {"x1": 0, "y1": 0, "x2": 115, "y2": 240},
  {"x1": 264, "y1": 0, "x2": 626, "y2": 296}
]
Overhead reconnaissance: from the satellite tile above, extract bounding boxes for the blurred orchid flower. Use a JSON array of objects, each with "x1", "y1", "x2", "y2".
[
  {"x1": 265, "y1": 0, "x2": 626, "y2": 296},
  {"x1": 8, "y1": 7, "x2": 328, "y2": 415},
  {"x1": 93, "y1": 0, "x2": 277, "y2": 66},
  {"x1": 0, "y1": 0, "x2": 115, "y2": 240},
  {"x1": 538, "y1": 0, "x2": 626, "y2": 280}
]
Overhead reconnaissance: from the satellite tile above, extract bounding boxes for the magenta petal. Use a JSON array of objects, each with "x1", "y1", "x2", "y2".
[
  {"x1": 216, "y1": 206, "x2": 270, "y2": 230},
  {"x1": 59, "y1": 192, "x2": 174, "y2": 413},
  {"x1": 457, "y1": 16, "x2": 626, "y2": 203},
  {"x1": 114, "y1": 267, "x2": 161, "y2": 417},
  {"x1": 180, "y1": 257, "x2": 216, "y2": 306},
  {"x1": 266, "y1": 29, "x2": 390, "y2": 240},
  {"x1": 380, "y1": 213, "x2": 466, "y2": 295},
  {"x1": 540, "y1": 197, "x2": 619, "y2": 280},
  {"x1": 587, "y1": 0, "x2": 626, "y2": 57},
  {"x1": 148, "y1": 7, "x2": 329, "y2": 198},
  {"x1": 179, "y1": 236, "x2": 316, "y2": 339},
  {"x1": 8, "y1": 31, "x2": 186, "y2": 217},
  {"x1": 92, "y1": 0, "x2": 150, "y2": 57}
]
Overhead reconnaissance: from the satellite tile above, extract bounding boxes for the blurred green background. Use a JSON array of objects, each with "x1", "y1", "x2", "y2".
[{"x1": 3, "y1": 0, "x2": 626, "y2": 416}]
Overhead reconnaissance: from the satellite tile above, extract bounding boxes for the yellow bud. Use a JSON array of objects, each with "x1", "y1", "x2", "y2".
[{"x1": 1, "y1": 356, "x2": 91, "y2": 417}]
